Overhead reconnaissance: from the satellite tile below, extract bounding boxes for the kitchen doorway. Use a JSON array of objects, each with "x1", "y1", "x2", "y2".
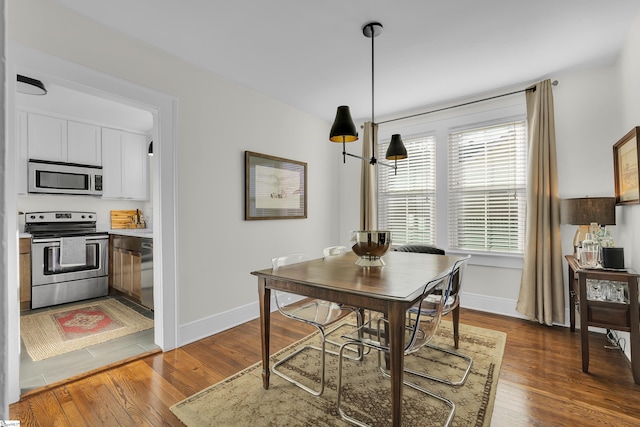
[{"x1": 7, "y1": 44, "x2": 178, "y2": 401}]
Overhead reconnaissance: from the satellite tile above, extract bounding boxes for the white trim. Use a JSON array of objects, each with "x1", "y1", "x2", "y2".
[
  {"x1": 178, "y1": 294, "x2": 304, "y2": 347},
  {"x1": 6, "y1": 44, "x2": 179, "y2": 403}
]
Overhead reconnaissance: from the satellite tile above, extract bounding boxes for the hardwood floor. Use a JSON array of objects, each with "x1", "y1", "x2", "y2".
[{"x1": 9, "y1": 308, "x2": 640, "y2": 426}]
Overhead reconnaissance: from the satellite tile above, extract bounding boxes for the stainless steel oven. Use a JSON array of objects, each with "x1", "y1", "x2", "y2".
[{"x1": 25, "y1": 211, "x2": 109, "y2": 309}]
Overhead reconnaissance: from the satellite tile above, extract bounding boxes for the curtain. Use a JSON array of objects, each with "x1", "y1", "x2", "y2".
[
  {"x1": 360, "y1": 121, "x2": 378, "y2": 230},
  {"x1": 516, "y1": 79, "x2": 565, "y2": 326}
]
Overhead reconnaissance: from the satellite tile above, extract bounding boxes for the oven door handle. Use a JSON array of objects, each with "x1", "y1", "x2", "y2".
[{"x1": 32, "y1": 235, "x2": 108, "y2": 244}]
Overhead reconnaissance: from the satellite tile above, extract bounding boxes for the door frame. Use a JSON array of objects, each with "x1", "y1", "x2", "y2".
[{"x1": 5, "y1": 44, "x2": 179, "y2": 403}]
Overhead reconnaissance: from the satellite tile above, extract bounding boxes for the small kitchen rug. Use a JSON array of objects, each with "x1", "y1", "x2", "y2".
[{"x1": 20, "y1": 298, "x2": 153, "y2": 361}]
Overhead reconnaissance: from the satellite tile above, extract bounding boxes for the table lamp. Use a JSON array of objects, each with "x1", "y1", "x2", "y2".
[{"x1": 560, "y1": 197, "x2": 616, "y2": 256}]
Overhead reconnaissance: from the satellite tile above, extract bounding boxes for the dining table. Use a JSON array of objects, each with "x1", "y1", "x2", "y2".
[{"x1": 251, "y1": 250, "x2": 463, "y2": 426}]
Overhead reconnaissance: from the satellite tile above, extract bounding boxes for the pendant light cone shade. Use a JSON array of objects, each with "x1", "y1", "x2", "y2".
[
  {"x1": 17, "y1": 74, "x2": 47, "y2": 95},
  {"x1": 385, "y1": 134, "x2": 407, "y2": 160},
  {"x1": 329, "y1": 106, "x2": 359, "y2": 142}
]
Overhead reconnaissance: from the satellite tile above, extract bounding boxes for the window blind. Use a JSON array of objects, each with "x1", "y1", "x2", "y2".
[
  {"x1": 448, "y1": 120, "x2": 527, "y2": 253},
  {"x1": 378, "y1": 135, "x2": 436, "y2": 245}
]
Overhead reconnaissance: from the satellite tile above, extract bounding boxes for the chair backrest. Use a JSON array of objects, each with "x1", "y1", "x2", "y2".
[
  {"x1": 271, "y1": 253, "x2": 310, "y2": 310},
  {"x1": 272, "y1": 253, "x2": 310, "y2": 269},
  {"x1": 394, "y1": 244, "x2": 445, "y2": 255},
  {"x1": 405, "y1": 255, "x2": 470, "y2": 353},
  {"x1": 323, "y1": 246, "x2": 347, "y2": 257}
]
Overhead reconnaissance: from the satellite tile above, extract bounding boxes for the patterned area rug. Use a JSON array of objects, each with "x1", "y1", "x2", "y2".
[
  {"x1": 21, "y1": 298, "x2": 153, "y2": 361},
  {"x1": 171, "y1": 319, "x2": 506, "y2": 426}
]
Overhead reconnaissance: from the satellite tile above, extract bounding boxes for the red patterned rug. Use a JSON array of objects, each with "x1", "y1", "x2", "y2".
[
  {"x1": 21, "y1": 298, "x2": 154, "y2": 361},
  {"x1": 53, "y1": 305, "x2": 125, "y2": 341}
]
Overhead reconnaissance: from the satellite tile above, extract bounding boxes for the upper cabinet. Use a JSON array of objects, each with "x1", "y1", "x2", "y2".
[
  {"x1": 102, "y1": 128, "x2": 149, "y2": 200},
  {"x1": 27, "y1": 113, "x2": 102, "y2": 166},
  {"x1": 68, "y1": 121, "x2": 102, "y2": 165},
  {"x1": 27, "y1": 113, "x2": 67, "y2": 162}
]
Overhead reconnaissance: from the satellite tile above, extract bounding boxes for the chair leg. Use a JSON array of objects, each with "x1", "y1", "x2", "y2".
[
  {"x1": 405, "y1": 343, "x2": 473, "y2": 386},
  {"x1": 338, "y1": 341, "x2": 456, "y2": 427},
  {"x1": 272, "y1": 340, "x2": 328, "y2": 396},
  {"x1": 273, "y1": 313, "x2": 365, "y2": 397}
]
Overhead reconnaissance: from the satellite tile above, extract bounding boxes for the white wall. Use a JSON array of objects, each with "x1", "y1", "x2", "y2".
[
  {"x1": 7, "y1": 1, "x2": 338, "y2": 332},
  {"x1": 611, "y1": 9, "x2": 640, "y2": 361},
  {"x1": 0, "y1": 0, "x2": 9, "y2": 418}
]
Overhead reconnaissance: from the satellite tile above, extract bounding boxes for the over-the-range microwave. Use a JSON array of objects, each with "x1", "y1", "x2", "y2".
[{"x1": 28, "y1": 159, "x2": 103, "y2": 196}]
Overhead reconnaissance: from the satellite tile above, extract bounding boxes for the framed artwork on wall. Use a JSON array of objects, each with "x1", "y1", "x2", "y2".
[
  {"x1": 613, "y1": 126, "x2": 640, "y2": 205},
  {"x1": 244, "y1": 151, "x2": 307, "y2": 220}
]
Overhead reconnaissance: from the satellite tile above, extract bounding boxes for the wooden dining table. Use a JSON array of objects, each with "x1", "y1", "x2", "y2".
[{"x1": 251, "y1": 250, "x2": 463, "y2": 426}]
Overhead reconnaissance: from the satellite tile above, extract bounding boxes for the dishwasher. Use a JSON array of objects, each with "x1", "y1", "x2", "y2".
[{"x1": 141, "y1": 238, "x2": 154, "y2": 309}]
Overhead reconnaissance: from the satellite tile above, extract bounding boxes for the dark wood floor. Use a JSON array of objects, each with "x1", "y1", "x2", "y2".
[{"x1": 10, "y1": 308, "x2": 640, "y2": 426}]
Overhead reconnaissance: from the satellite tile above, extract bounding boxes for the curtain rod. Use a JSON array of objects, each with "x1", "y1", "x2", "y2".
[{"x1": 377, "y1": 80, "x2": 558, "y2": 125}]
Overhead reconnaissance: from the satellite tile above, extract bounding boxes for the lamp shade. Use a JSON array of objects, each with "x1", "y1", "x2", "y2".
[
  {"x1": 329, "y1": 106, "x2": 358, "y2": 142},
  {"x1": 560, "y1": 197, "x2": 616, "y2": 225},
  {"x1": 17, "y1": 74, "x2": 47, "y2": 95},
  {"x1": 385, "y1": 134, "x2": 408, "y2": 160}
]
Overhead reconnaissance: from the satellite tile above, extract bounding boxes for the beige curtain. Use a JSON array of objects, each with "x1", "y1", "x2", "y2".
[
  {"x1": 360, "y1": 121, "x2": 378, "y2": 230},
  {"x1": 516, "y1": 79, "x2": 565, "y2": 325}
]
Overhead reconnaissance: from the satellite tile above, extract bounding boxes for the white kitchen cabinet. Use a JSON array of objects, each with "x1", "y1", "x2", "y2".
[
  {"x1": 102, "y1": 128, "x2": 149, "y2": 200},
  {"x1": 67, "y1": 120, "x2": 102, "y2": 166},
  {"x1": 16, "y1": 111, "x2": 28, "y2": 194},
  {"x1": 26, "y1": 113, "x2": 102, "y2": 166},
  {"x1": 27, "y1": 113, "x2": 67, "y2": 162}
]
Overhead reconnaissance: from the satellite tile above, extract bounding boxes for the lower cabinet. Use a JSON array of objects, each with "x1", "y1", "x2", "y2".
[
  {"x1": 19, "y1": 238, "x2": 31, "y2": 311},
  {"x1": 110, "y1": 235, "x2": 142, "y2": 302}
]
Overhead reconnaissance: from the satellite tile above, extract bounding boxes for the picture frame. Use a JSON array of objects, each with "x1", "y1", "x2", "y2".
[
  {"x1": 613, "y1": 127, "x2": 640, "y2": 205},
  {"x1": 244, "y1": 151, "x2": 307, "y2": 220}
]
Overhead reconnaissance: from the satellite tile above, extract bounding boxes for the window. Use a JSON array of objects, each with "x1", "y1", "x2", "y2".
[
  {"x1": 448, "y1": 120, "x2": 527, "y2": 253},
  {"x1": 378, "y1": 134, "x2": 436, "y2": 246}
]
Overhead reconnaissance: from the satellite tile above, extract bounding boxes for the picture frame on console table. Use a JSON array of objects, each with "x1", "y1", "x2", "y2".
[
  {"x1": 244, "y1": 151, "x2": 307, "y2": 220},
  {"x1": 613, "y1": 126, "x2": 640, "y2": 205}
]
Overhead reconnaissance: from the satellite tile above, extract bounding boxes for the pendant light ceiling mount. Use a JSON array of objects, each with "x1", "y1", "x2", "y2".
[
  {"x1": 362, "y1": 21, "x2": 383, "y2": 39},
  {"x1": 17, "y1": 74, "x2": 47, "y2": 96},
  {"x1": 329, "y1": 21, "x2": 407, "y2": 174}
]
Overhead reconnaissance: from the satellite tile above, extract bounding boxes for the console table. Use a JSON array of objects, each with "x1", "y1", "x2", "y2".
[{"x1": 565, "y1": 255, "x2": 640, "y2": 384}]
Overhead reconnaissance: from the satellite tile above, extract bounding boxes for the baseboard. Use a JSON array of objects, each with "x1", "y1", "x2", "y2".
[
  {"x1": 177, "y1": 292, "x2": 606, "y2": 348},
  {"x1": 178, "y1": 294, "x2": 303, "y2": 347},
  {"x1": 459, "y1": 292, "x2": 525, "y2": 319}
]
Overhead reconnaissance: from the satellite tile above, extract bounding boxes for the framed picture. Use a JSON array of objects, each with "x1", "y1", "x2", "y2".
[
  {"x1": 613, "y1": 127, "x2": 640, "y2": 205},
  {"x1": 245, "y1": 151, "x2": 307, "y2": 220}
]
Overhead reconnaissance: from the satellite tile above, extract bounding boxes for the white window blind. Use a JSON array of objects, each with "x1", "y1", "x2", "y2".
[
  {"x1": 378, "y1": 134, "x2": 436, "y2": 246},
  {"x1": 448, "y1": 120, "x2": 527, "y2": 253}
]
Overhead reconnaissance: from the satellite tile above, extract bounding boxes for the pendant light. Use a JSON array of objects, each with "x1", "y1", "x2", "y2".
[
  {"x1": 17, "y1": 75, "x2": 47, "y2": 95},
  {"x1": 329, "y1": 22, "x2": 407, "y2": 174}
]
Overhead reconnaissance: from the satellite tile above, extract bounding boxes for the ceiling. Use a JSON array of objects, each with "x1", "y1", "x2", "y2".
[{"x1": 47, "y1": 0, "x2": 640, "y2": 124}]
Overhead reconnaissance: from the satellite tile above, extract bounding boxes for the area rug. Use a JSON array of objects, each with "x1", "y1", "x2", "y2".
[
  {"x1": 20, "y1": 298, "x2": 153, "y2": 361},
  {"x1": 171, "y1": 320, "x2": 506, "y2": 426}
]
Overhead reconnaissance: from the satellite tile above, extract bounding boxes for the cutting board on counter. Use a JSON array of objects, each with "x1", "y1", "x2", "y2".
[{"x1": 110, "y1": 210, "x2": 145, "y2": 229}]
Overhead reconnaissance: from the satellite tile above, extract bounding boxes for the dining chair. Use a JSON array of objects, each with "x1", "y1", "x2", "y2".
[
  {"x1": 404, "y1": 254, "x2": 473, "y2": 386},
  {"x1": 323, "y1": 245, "x2": 348, "y2": 256},
  {"x1": 335, "y1": 257, "x2": 469, "y2": 427},
  {"x1": 395, "y1": 245, "x2": 463, "y2": 349},
  {"x1": 271, "y1": 252, "x2": 362, "y2": 397}
]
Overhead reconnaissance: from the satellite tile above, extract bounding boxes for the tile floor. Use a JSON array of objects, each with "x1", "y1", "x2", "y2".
[{"x1": 20, "y1": 295, "x2": 159, "y2": 393}]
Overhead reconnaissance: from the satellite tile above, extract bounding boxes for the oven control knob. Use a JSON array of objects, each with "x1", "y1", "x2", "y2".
[
  {"x1": 29, "y1": 215, "x2": 35, "y2": 220},
  {"x1": 39, "y1": 215, "x2": 44, "y2": 220},
  {"x1": 81, "y1": 215, "x2": 86, "y2": 219}
]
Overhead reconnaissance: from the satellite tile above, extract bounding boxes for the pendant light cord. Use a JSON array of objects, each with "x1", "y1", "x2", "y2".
[{"x1": 369, "y1": 23, "x2": 377, "y2": 165}]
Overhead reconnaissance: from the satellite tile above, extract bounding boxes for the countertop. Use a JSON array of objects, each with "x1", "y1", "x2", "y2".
[{"x1": 100, "y1": 228, "x2": 154, "y2": 238}]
